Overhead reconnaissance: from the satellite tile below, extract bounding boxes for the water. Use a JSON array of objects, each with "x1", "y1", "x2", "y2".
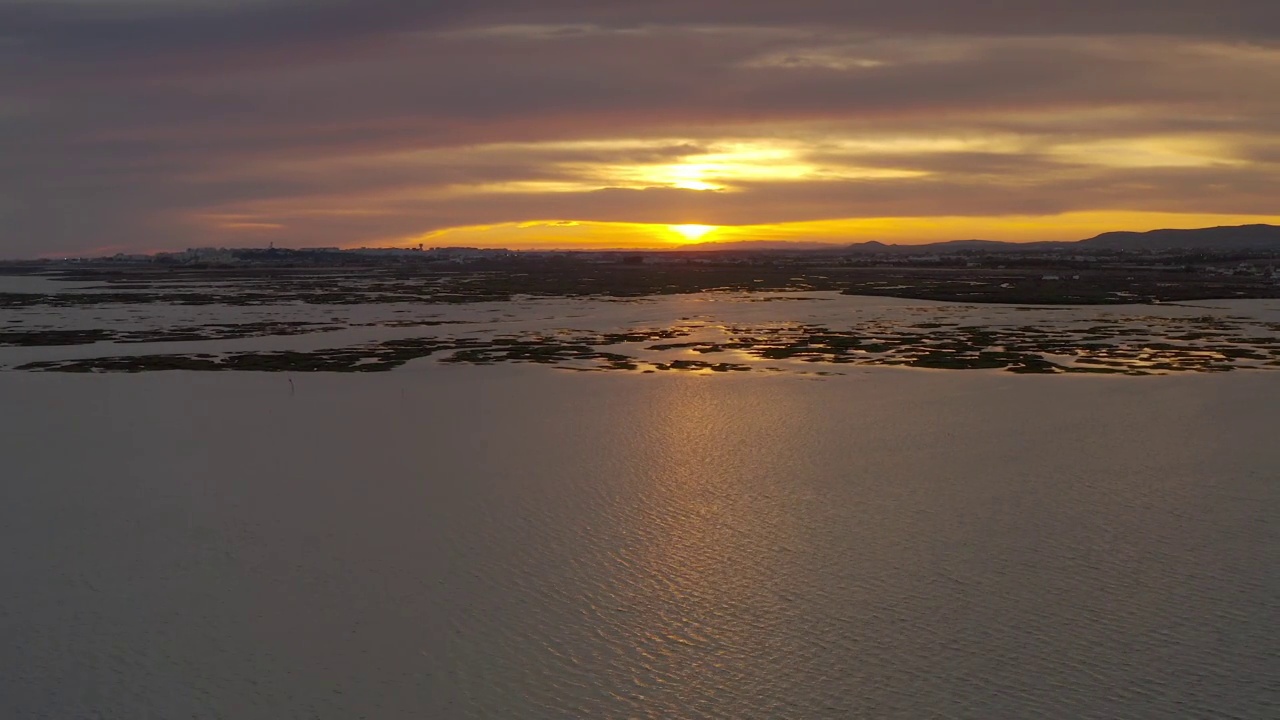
[{"x1": 1, "y1": 368, "x2": 1277, "y2": 718}]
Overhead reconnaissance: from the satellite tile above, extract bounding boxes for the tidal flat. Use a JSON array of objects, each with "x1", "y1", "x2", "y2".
[{"x1": 5, "y1": 271, "x2": 1280, "y2": 376}]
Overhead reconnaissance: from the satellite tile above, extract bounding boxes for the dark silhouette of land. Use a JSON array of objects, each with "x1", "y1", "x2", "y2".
[{"x1": 4, "y1": 224, "x2": 1280, "y2": 305}]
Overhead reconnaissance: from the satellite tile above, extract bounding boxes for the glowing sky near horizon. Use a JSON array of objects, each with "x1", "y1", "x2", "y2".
[{"x1": 2, "y1": 1, "x2": 1280, "y2": 256}]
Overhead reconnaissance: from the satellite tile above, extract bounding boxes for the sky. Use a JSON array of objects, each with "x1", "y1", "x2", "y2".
[{"x1": 3, "y1": 1, "x2": 1280, "y2": 257}]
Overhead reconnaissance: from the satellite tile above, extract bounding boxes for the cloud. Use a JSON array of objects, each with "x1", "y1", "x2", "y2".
[{"x1": 1, "y1": 1, "x2": 1279, "y2": 255}]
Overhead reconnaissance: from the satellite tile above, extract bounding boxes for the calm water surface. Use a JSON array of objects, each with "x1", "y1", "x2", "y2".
[{"x1": 2, "y1": 369, "x2": 1277, "y2": 718}]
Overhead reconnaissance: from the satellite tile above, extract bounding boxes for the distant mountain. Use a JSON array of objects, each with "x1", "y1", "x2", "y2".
[
  {"x1": 846, "y1": 239, "x2": 1066, "y2": 253},
  {"x1": 1078, "y1": 224, "x2": 1280, "y2": 251},
  {"x1": 843, "y1": 224, "x2": 1280, "y2": 253}
]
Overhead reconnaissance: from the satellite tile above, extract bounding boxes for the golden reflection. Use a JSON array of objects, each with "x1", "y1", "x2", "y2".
[{"x1": 607, "y1": 374, "x2": 811, "y2": 688}]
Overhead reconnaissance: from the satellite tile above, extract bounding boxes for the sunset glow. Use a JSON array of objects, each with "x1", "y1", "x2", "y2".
[
  {"x1": 406, "y1": 210, "x2": 1280, "y2": 252},
  {"x1": 668, "y1": 225, "x2": 718, "y2": 242}
]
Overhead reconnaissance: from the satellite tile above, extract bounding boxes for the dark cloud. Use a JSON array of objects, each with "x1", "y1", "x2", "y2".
[{"x1": 7, "y1": 1, "x2": 1280, "y2": 55}]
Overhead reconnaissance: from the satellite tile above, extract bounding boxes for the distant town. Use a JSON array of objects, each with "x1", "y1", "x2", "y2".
[{"x1": 5, "y1": 225, "x2": 1280, "y2": 305}]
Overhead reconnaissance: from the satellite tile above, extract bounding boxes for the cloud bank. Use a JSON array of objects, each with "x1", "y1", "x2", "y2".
[{"x1": 2, "y1": 0, "x2": 1279, "y2": 255}]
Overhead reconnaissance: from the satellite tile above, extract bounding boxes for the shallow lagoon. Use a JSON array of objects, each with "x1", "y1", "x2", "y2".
[{"x1": 2, "y1": 364, "x2": 1277, "y2": 718}]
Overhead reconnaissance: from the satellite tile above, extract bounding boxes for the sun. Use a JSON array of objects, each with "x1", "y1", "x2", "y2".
[{"x1": 668, "y1": 224, "x2": 717, "y2": 242}]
